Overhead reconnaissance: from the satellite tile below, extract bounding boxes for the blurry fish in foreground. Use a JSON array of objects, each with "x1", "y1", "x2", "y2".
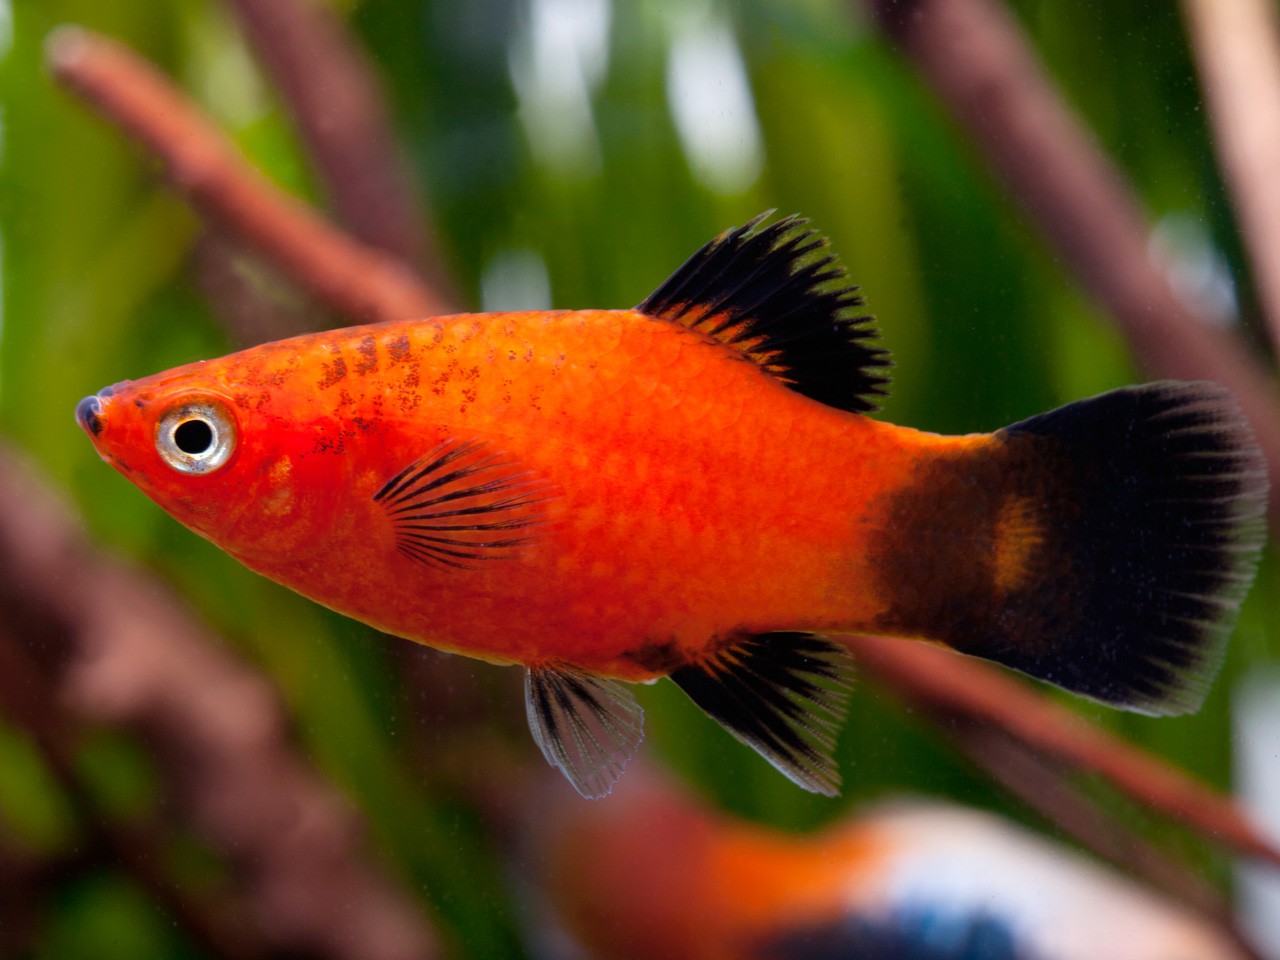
[
  {"x1": 525, "y1": 770, "x2": 1249, "y2": 960},
  {"x1": 75, "y1": 214, "x2": 1268, "y2": 798}
]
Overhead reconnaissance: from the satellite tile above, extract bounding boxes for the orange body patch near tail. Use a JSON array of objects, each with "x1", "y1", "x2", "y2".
[{"x1": 990, "y1": 495, "x2": 1046, "y2": 595}]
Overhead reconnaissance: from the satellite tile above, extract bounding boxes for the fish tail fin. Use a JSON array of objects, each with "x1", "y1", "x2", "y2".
[{"x1": 886, "y1": 382, "x2": 1268, "y2": 714}]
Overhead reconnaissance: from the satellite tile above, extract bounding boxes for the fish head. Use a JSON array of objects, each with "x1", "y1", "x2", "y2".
[{"x1": 75, "y1": 359, "x2": 342, "y2": 563}]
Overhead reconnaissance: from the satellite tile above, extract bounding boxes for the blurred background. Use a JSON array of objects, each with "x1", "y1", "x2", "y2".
[{"x1": 1, "y1": 0, "x2": 1279, "y2": 957}]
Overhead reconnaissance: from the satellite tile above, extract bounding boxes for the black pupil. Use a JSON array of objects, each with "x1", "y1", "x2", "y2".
[{"x1": 174, "y1": 418, "x2": 215, "y2": 455}]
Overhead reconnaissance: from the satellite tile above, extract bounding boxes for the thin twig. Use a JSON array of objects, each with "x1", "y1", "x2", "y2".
[
  {"x1": 864, "y1": 0, "x2": 1280, "y2": 531},
  {"x1": 0, "y1": 447, "x2": 443, "y2": 960},
  {"x1": 1182, "y1": 0, "x2": 1280, "y2": 356},
  {"x1": 844, "y1": 635, "x2": 1280, "y2": 868},
  {"x1": 45, "y1": 26, "x2": 450, "y2": 325}
]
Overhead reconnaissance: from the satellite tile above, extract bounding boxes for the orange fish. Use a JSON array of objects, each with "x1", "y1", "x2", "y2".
[
  {"x1": 76, "y1": 214, "x2": 1267, "y2": 798},
  {"x1": 531, "y1": 768, "x2": 1249, "y2": 960}
]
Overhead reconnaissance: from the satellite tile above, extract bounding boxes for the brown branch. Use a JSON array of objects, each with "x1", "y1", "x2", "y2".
[
  {"x1": 844, "y1": 635, "x2": 1280, "y2": 868},
  {"x1": 45, "y1": 26, "x2": 451, "y2": 325},
  {"x1": 1182, "y1": 0, "x2": 1280, "y2": 355},
  {"x1": 0, "y1": 447, "x2": 442, "y2": 960},
  {"x1": 864, "y1": 0, "x2": 1280, "y2": 531},
  {"x1": 221, "y1": 0, "x2": 456, "y2": 306},
  {"x1": 0, "y1": 623, "x2": 264, "y2": 959}
]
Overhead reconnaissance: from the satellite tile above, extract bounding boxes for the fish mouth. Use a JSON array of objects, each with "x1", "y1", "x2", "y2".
[
  {"x1": 76, "y1": 383, "x2": 126, "y2": 439},
  {"x1": 76, "y1": 394, "x2": 105, "y2": 437}
]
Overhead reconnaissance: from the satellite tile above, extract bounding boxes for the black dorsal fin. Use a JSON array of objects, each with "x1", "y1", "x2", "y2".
[
  {"x1": 637, "y1": 212, "x2": 890, "y2": 413},
  {"x1": 669, "y1": 632, "x2": 855, "y2": 796}
]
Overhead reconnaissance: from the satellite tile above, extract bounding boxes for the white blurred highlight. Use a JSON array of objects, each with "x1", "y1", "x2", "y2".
[
  {"x1": 481, "y1": 248, "x2": 552, "y2": 312},
  {"x1": 1234, "y1": 671, "x2": 1280, "y2": 957},
  {"x1": 1149, "y1": 212, "x2": 1239, "y2": 327},
  {"x1": 0, "y1": 0, "x2": 11, "y2": 61},
  {"x1": 665, "y1": 10, "x2": 763, "y2": 195},
  {"x1": 509, "y1": 0, "x2": 611, "y2": 176},
  {"x1": 855, "y1": 804, "x2": 1245, "y2": 959}
]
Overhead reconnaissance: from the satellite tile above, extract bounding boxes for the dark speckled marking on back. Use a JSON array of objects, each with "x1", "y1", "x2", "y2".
[
  {"x1": 319, "y1": 354, "x2": 347, "y2": 389},
  {"x1": 356, "y1": 335, "x2": 378, "y2": 375},
  {"x1": 388, "y1": 334, "x2": 412, "y2": 362}
]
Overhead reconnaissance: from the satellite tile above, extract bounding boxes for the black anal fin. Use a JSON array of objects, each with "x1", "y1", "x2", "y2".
[
  {"x1": 670, "y1": 632, "x2": 855, "y2": 796},
  {"x1": 525, "y1": 664, "x2": 645, "y2": 800},
  {"x1": 637, "y1": 212, "x2": 890, "y2": 414},
  {"x1": 374, "y1": 437, "x2": 554, "y2": 569}
]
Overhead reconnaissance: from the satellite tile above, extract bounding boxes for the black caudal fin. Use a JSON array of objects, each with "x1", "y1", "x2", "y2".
[
  {"x1": 670, "y1": 633, "x2": 855, "y2": 795},
  {"x1": 891, "y1": 382, "x2": 1267, "y2": 715},
  {"x1": 999, "y1": 382, "x2": 1267, "y2": 713}
]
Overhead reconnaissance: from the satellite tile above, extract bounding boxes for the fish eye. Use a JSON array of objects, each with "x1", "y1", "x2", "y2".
[{"x1": 156, "y1": 399, "x2": 237, "y2": 475}]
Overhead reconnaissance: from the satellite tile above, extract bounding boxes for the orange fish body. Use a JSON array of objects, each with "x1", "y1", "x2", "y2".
[
  {"x1": 77, "y1": 215, "x2": 1268, "y2": 797},
  {"x1": 89, "y1": 308, "x2": 975, "y2": 674}
]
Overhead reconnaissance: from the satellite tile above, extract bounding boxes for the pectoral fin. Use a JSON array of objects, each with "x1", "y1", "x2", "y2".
[
  {"x1": 670, "y1": 632, "x2": 854, "y2": 796},
  {"x1": 374, "y1": 437, "x2": 554, "y2": 568},
  {"x1": 525, "y1": 664, "x2": 645, "y2": 800}
]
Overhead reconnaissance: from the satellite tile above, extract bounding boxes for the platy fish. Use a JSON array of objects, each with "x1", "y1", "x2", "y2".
[{"x1": 76, "y1": 214, "x2": 1268, "y2": 798}]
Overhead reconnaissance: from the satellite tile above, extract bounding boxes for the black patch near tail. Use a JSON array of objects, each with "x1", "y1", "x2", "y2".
[
  {"x1": 670, "y1": 632, "x2": 854, "y2": 796},
  {"x1": 637, "y1": 213, "x2": 890, "y2": 413},
  {"x1": 877, "y1": 382, "x2": 1267, "y2": 715}
]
